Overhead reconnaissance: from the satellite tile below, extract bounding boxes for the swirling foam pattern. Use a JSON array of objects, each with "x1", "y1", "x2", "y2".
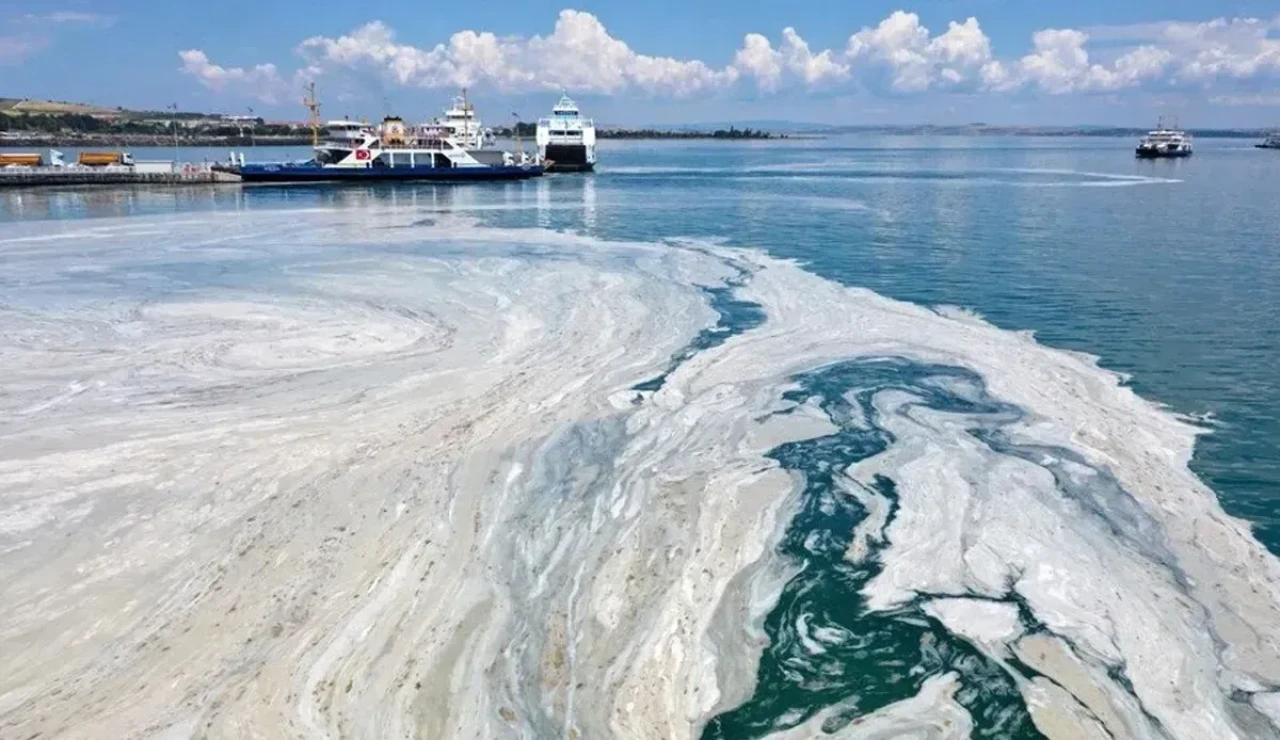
[{"x1": 0, "y1": 208, "x2": 1277, "y2": 739}]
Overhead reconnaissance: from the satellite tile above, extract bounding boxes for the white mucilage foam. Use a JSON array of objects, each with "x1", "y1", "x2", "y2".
[{"x1": 0, "y1": 207, "x2": 1277, "y2": 739}]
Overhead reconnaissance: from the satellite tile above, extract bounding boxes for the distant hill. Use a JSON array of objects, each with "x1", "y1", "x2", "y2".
[
  {"x1": 0, "y1": 98, "x2": 125, "y2": 117},
  {"x1": 0, "y1": 98, "x2": 309, "y2": 147},
  {"x1": 0, "y1": 98, "x2": 220, "y2": 121},
  {"x1": 3, "y1": 97, "x2": 1268, "y2": 140},
  {"x1": 641, "y1": 120, "x2": 836, "y2": 133},
  {"x1": 819, "y1": 123, "x2": 1268, "y2": 138}
]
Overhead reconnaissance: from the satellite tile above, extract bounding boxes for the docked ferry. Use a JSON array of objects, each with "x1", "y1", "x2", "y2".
[
  {"x1": 430, "y1": 92, "x2": 495, "y2": 149},
  {"x1": 535, "y1": 94, "x2": 597, "y2": 172},
  {"x1": 233, "y1": 98, "x2": 542, "y2": 183},
  {"x1": 1135, "y1": 121, "x2": 1193, "y2": 158}
]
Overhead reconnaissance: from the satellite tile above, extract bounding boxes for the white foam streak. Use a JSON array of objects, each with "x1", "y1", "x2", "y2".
[
  {"x1": 764, "y1": 673, "x2": 973, "y2": 739},
  {"x1": 0, "y1": 208, "x2": 1276, "y2": 738},
  {"x1": 923, "y1": 598, "x2": 1025, "y2": 652}
]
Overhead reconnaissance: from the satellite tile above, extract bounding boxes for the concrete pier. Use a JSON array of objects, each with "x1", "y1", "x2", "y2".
[{"x1": 0, "y1": 166, "x2": 241, "y2": 188}]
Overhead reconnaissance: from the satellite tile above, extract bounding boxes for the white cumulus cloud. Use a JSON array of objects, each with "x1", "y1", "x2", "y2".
[
  {"x1": 1001, "y1": 29, "x2": 1177, "y2": 93},
  {"x1": 175, "y1": 9, "x2": 1280, "y2": 103},
  {"x1": 732, "y1": 27, "x2": 849, "y2": 90},
  {"x1": 1159, "y1": 17, "x2": 1280, "y2": 81},
  {"x1": 845, "y1": 12, "x2": 994, "y2": 91},
  {"x1": 295, "y1": 11, "x2": 734, "y2": 97},
  {"x1": 930, "y1": 18, "x2": 993, "y2": 68},
  {"x1": 1017, "y1": 29, "x2": 1096, "y2": 93},
  {"x1": 847, "y1": 11, "x2": 935, "y2": 91},
  {"x1": 526, "y1": 10, "x2": 737, "y2": 95},
  {"x1": 780, "y1": 28, "x2": 849, "y2": 85},
  {"x1": 178, "y1": 50, "x2": 288, "y2": 102},
  {"x1": 733, "y1": 33, "x2": 783, "y2": 91},
  {"x1": 1003, "y1": 16, "x2": 1279, "y2": 92}
]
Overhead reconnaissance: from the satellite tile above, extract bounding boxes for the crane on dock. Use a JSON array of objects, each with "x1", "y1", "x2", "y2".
[{"x1": 302, "y1": 82, "x2": 321, "y2": 147}]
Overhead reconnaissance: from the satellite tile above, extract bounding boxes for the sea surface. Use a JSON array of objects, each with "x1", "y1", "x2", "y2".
[
  {"x1": 7, "y1": 136, "x2": 1278, "y2": 549},
  {"x1": 2, "y1": 136, "x2": 1279, "y2": 738}
]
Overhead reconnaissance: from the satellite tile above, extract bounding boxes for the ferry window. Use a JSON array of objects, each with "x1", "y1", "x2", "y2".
[{"x1": 316, "y1": 149, "x2": 350, "y2": 165}]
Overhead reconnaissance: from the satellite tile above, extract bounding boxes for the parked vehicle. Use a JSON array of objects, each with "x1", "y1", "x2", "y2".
[{"x1": 77, "y1": 151, "x2": 134, "y2": 167}]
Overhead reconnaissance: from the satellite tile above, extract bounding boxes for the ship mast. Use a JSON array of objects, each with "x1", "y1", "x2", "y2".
[{"x1": 302, "y1": 82, "x2": 321, "y2": 147}]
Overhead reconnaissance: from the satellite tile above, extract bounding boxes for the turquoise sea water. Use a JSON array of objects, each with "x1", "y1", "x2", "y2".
[{"x1": 2, "y1": 136, "x2": 1278, "y2": 736}]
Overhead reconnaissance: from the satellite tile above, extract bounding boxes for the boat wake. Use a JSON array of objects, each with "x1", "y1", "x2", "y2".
[{"x1": 0, "y1": 209, "x2": 1277, "y2": 739}]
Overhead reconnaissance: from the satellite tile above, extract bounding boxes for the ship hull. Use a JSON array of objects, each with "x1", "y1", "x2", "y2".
[
  {"x1": 1135, "y1": 148, "x2": 1192, "y2": 159},
  {"x1": 546, "y1": 162, "x2": 596, "y2": 173},
  {"x1": 233, "y1": 164, "x2": 543, "y2": 183},
  {"x1": 543, "y1": 144, "x2": 595, "y2": 173}
]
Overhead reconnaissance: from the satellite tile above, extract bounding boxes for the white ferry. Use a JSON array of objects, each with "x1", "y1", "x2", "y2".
[
  {"x1": 536, "y1": 94, "x2": 597, "y2": 172},
  {"x1": 234, "y1": 113, "x2": 541, "y2": 183},
  {"x1": 429, "y1": 91, "x2": 495, "y2": 150},
  {"x1": 1257, "y1": 131, "x2": 1280, "y2": 150},
  {"x1": 1136, "y1": 120, "x2": 1193, "y2": 158}
]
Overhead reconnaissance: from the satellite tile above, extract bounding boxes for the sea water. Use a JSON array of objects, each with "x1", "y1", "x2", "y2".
[{"x1": 1, "y1": 135, "x2": 1278, "y2": 738}]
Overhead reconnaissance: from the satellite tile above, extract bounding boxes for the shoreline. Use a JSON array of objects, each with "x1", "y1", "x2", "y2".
[
  {"x1": 1, "y1": 131, "x2": 1269, "y2": 149},
  {"x1": 0, "y1": 134, "x2": 778, "y2": 148},
  {"x1": 1, "y1": 127, "x2": 1269, "y2": 150},
  {"x1": 0, "y1": 135, "x2": 311, "y2": 149}
]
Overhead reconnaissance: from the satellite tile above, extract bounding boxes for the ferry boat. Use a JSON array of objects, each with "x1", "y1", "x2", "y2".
[
  {"x1": 1257, "y1": 131, "x2": 1280, "y2": 150},
  {"x1": 1136, "y1": 121, "x2": 1193, "y2": 158},
  {"x1": 430, "y1": 92, "x2": 494, "y2": 149},
  {"x1": 233, "y1": 103, "x2": 541, "y2": 183},
  {"x1": 536, "y1": 94, "x2": 597, "y2": 173}
]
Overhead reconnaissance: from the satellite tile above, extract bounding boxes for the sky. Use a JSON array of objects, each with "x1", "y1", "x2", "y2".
[{"x1": 2, "y1": 1, "x2": 1280, "y2": 126}]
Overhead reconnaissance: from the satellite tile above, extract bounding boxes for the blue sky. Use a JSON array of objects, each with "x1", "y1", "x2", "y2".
[{"x1": 3, "y1": 1, "x2": 1280, "y2": 125}]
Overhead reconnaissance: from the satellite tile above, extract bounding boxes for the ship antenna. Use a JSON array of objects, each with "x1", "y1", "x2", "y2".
[{"x1": 512, "y1": 112, "x2": 524, "y2": 157}]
